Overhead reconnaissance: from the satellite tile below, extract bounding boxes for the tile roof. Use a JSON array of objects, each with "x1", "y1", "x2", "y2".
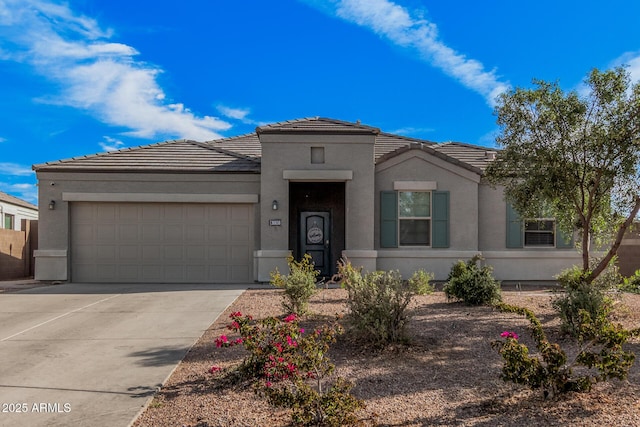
[
  {"x1": 374, "y1": 132, "x2": 437, "y2": 161},
  {"x1": 33, "y1": 118, "x2": 498, "y2": 174},
  {"x1": 256, "y1": 117, "x2": 380, "y2": 135},
  {"x1": 208, "y1": 133, "x2": 262, "y2": 159},
  {"x1": 0, "y1": 191, "x2": 38, "y2": 210},
  {"x1": 34, "y1": 139, "x2": 261, "y2": 173},
  {"x1": 432, "y1": 142, "x2": 497, "y2": 171}
]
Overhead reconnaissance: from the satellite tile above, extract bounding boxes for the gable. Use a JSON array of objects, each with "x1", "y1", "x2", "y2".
[{"x1": 375, "y1": 147, "x2": 482, "y2": 184}]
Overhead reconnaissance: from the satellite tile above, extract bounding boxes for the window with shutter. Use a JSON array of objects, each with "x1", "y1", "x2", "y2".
[
  {"x1": 506, "y1": 203, "x2": 574, "y2": 249},
  {"x1": 380, "y1": 190, "x2": 449, "y2": 248}
]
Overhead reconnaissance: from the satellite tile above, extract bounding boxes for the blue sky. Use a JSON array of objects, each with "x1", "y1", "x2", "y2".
[{"x1": 1, "y1": 0, "x2": 640, "y2": 204}]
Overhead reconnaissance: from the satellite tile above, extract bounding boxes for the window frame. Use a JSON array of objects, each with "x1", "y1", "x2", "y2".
[
  {"x1": 4, "y1": 213, "x2": 15, "y2": 230},
  {"x1": 523, "y1": 218, "x2": 556, "y2": 248},
  {"x1": 398, "y1": 191, "x2": 432, "y2": 247}
]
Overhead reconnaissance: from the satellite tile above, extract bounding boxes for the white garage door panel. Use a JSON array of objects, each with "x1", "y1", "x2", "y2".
[{"x1": 71, "y1": 202, "x2": 254, "y2": 283}]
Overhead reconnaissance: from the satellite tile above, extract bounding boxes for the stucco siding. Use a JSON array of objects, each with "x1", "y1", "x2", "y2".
[
  {"x1": 374, "y1": 150, "x2": 480, "y2": 251},
  {"x1": 484, "y1": 251, "x2": 582, "y2": 282},
  {"x1": 478, "y1": 182, "x2": 507, "y2": 251},
  {"x1": 35, "y1": 171, "x2": 260, "y2": 282},
  {"x1": 478, "y1": 182, "x2": 583, "y2": 281},
  {"x1": 257, "y1": 132, "x2": 377, "y2": 279},
  {"x1": 619, "y1": 226, "x2": 640, "y2": 276},
  {"x1": 0, "y1": 202, "x2": 38, "y2": 231},
  {"x1": 377, "y1": 249, "x2": 479, "y2": 281}
]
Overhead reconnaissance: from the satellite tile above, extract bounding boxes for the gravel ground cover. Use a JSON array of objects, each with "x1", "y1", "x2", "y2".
[{"x1": 134, "y1": 288, "x2": 640, "y2": 427}]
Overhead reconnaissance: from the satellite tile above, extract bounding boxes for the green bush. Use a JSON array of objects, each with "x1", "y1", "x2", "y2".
[
  {"x1": 443, "y1": 254, "x2": 501, "y2": 305},
  {"x1": 619, "y1": 270, "x2": 640, "y2": 294},
  {"x1": 265, "y1": 375, "x2": 364, "y2": 427},
  {"x1": 493, "y1": 302, "x2": 636, "y2": 399},
  {"x1": 270, "y1": 254, "x2": 319, "y2": 315},
  {"x1": 338, "y1": 259, "x2": 433, "y2": 348},
  {"x1": 552, "y1": 263, "x2": 619, "y2": 337}
]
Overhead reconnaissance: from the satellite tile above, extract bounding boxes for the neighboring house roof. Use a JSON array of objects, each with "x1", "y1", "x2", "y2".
[
  {"x1": 0, "y1": 191, "x2": 38, "y2": 210},
  {"x1": 33, "y1": 117, "x2": 497, "y2": 174}
]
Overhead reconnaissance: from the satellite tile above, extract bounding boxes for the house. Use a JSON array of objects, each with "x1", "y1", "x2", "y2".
[
  {"x1": 619, "y1": 223, "x2": 640, "y2": 277},
  {"x1": 32, "y1": 117, "x2": 581, "y2": 284},
  {"x1": 0, "y1": 191, "x2": 38, "y2": 279},
  {"x1": 0, "y1": 191, "x2": 38, "y2": 231}
]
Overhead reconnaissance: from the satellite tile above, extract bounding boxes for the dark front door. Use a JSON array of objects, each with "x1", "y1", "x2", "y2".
[{"x1": 300, "y1": 212, "x2": 331, "y2": 276}]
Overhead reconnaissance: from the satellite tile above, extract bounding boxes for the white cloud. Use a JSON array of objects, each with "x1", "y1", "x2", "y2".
[
  {"x1": 573, "y1": 52, "x2": 640, "y2": 98},
  {"x1": 0, "y1": 162, "x2": 33, "y2": 176},
  {"x1": 389, "y1": 126, "x2": 435, "y2": 137},
  {"x1": 217, "y1": 105, "x2": 250, "y2": 121},
  {"x1": 216, "y1": 104, "x2": 270, "y2": 127},
  {"x1": 477, "y1": 129, "x2": 500, "y2": 148},
  {"x1": 0, "y1": 136, "x2": 6, "y2": 143},
  {"x1": 303, "y1": 0, "x2": 510, "y2": 106},
  {"x1": 0, "y1": 182, "x2": 37, "y2": 204},
  {"x1": 99, "y1": 136, "x2": 125, "y2": 152},
  {"x1": 0, "y1": 0, "x2": 231, "y2": 141},
  {"x1": 610, "y1": 51, "x2": 640, "y2": 84}
]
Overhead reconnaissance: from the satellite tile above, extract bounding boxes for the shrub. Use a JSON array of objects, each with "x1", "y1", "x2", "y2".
[
  {"x1": 619, "y1": 270, "x2": 640, "y2": 294},
  {"x1": 271, "y1": 254, "x2": 320, "y2": 315},
  {"x1": 552, "y1": 262, "x2": 619, "y2": 337},
  {"x1": 443, "y1": 254, "x2": 501, "y2": 305},
  {"x1": 493, "y1": 302, "x2": 636, "y2": 399},
  {"x1": 212, "y1": 312, "x2": 364, "y2": 426},
  {"x1": 264, "y1": 374, "x2": 363, "y2": 427},
  {"x1": 338, "y1": 259, "x2": 433, "y2": 348}
]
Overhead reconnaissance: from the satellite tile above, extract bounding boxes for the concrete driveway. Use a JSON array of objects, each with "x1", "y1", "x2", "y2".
[{"x1": 0, "y1": 282, "x2": 246, "y2": 427}]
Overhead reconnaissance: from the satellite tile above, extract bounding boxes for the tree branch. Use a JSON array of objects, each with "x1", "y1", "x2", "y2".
[{"x1": 588, "y1": 196, "x2": 640, "y2": 283}]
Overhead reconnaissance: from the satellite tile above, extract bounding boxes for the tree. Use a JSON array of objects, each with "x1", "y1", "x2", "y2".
[{"x1": 485, "y1": 67, "x2": 640, "y2": 283}]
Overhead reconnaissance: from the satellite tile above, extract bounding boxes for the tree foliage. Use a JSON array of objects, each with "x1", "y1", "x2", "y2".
[{"x1": 485, "y1": 67, "x2": 640, "y2": 282}]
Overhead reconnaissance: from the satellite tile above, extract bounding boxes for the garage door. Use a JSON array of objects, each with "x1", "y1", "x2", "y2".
[{"x1": 70, "y1": 202, "x2": 254, "y2": 283}]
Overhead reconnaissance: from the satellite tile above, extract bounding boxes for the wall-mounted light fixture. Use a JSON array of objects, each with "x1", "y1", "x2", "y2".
[
  {"x1": 272, "y1": 200, "x2": 279, "y2": 210},
  {"x1": 49, "y1": 200, "x2": 56, "y2": 210}
]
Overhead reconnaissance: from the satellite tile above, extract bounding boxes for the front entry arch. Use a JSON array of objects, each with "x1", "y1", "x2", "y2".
[{"x1": 289, "y1": 182, "x2": 345, "y2": 278}]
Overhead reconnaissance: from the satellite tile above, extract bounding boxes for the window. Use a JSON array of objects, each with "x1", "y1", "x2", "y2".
[
  {"x1": 380, "y1": 190, "x2": 448, "y2": 248},
  {"x1": 506, "y1": 204, "x2": 573, "y2": 249},
  {"x1": 399, "y1": 191, "x2": 431, "y2": 246},
  {"x1": 4, "y1": 213, "x2": 14, "y2": 230},
  {"x1": 310, "y1": 147, "x2": 325, "y2": 164},
  {"x1": 524, "y1": 219, "x2": 555, "y2": 247}
]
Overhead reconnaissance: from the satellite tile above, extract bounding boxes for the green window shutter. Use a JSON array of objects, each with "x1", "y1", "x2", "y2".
[
  {"x1": 555, "y1": 224, "x2": 574, "y2": 249},
  {"x1": 380, "y1": 191, "x2": 398, "y2": 248},
  {"x1": 506, "y1": 203, "x2": 523, "y2": 248},
  {"x1": 432, "y1": 191, "x2": 449, "y2": 248}
]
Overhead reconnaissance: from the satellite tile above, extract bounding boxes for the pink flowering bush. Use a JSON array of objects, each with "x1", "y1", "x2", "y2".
[
  {"x1": 500, "y1": 331, "x2": 519, "y2": 340},
  {"x1": 211, "y1": 311, "x2": 363, "y2": 426}
]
